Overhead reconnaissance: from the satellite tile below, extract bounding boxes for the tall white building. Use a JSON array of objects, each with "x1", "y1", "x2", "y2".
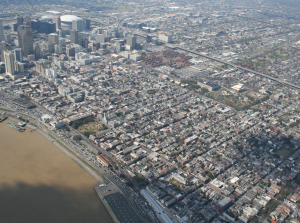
[
  {"x1": 53, "y1": 15, "x2": 61, "y2": 30},
  {"x1": 72, "y1": 20, "x2": 85, "y2": 32},
  {"x1": 4, "y1": 50, "x2": 15, "y2": 77}
]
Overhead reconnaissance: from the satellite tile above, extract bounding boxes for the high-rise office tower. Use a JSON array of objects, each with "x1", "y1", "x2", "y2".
[
  {"x1": 66, "y1": 46, "x2": 75, "y2": 57},
  {"x1": 0, "y1": 42, "x2": 12, "y2": 62},
  {"x1": 4, "y1": 34, "x2": 11, "y2": 44},
  {"x1": 54, "y1": 45, "x2": 62, "y2": 54},
  {"x1": 48, "y1": 33, "x2": 59, "y2": 44},
  {"x1": 111, "y1": 30, "x2": 118, "y2": 38},
  {"x1": 70, "y1": 30, "x2": 78, "y2": 44},
  {"x1": 23, "y1": 16, "x2": 31, "y2": 27},
  {"x1": 47, "y1": 22, "x2": 56, "y2": 34},
  {"x1": 142, "y1": 43, "x2": 147, "y2": 51},
  {"x1": 17, "y1": 25, "x2": 33, "y2": 57},
  {"x1": 13, "y1": 24, "x2": 18, "y2": 32},
  {"x1": 78, "y1": 38, "x2": 89, "y2": 48},
  {"x1": 17, "y1": 17, "x2": 23, "y2": 27},
  {"x1": 53, "y1": 15, "x2": 61, "y2": 30},
  {"x1": 14, "y1": 48, "x2": 22, "y2": 62},
  {"x1": 72, "y1": 20, "x2": 85, "y2": 32},
  {"x1": 59, "y1": 38, "x2": 66, "y2": 47},
  {"x1": 34, "y1": 44, "x2": 41, "y2": 59},
  {"x1": 4, "y1": 50, "x2": 15, "y2": 77},
  {"x1": 0, "y1": 19, "x2": 4, "y2": 42},
  {"x1": 96, "y1": 34, "x2": 106, "y2": 43},
  {"x1": 127, "y1": 35, "x2": 136, "y2": 50},
  {"x1": 43, "y1": 41, "x2": 55, "y2": 54},
  {"x1": 116, "y1": 42, "x2": 122, "y2": 53},
  {"x1": 13, "y1": 16, "x2": 24, "y2": 32},
  {"x1": 85, "y1": 19, "x2": 90, "y2": 30}
]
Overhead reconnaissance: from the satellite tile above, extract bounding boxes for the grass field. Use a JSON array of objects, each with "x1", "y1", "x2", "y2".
[
  {"x1": 275, "y1": 148, "x2": 293, "y2": 159},
  {"x1": 78, "y1": 122, "x2": 106, "y2": 133}
]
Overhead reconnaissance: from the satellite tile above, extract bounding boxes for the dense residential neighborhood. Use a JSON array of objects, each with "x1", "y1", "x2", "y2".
[{"x1": 1, "y1": 0, "x2": 300, "y2": 222}]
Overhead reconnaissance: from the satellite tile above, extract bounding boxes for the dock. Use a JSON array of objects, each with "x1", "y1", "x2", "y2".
[
  {"x1": 94, "y1": 184, "x2": 142, "y2": 223},
  {"x1": 7, "y1": 122, "x2": 25, "y2": 132}
]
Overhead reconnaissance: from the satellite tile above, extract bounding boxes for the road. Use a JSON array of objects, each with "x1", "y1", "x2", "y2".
[
  {"x1": 67, "y1": 128, "x2": 159, "y2": 222},
  {"x1": 141, "y1": 189, "x2": 176, "y2": 223},
  {"x1": 134, "y1": 33, "x2": 300, "y2": 90},
  {"x1": 46, "y1": 127, "x2": 149, "y2": 222},
  {"x1": 1, "y1": 107, "x2": 151, "y2": 223}
]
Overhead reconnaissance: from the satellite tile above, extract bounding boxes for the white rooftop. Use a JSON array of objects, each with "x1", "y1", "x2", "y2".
[{"x1": 61, "y1": 15, "x2": 83, "y2": 22}]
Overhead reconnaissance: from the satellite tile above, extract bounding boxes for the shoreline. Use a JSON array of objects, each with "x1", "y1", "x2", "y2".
[
  {"x1": 26, "y1": 124, "x2": 120, "y2": 221},
  {"x1": 5, "y1": 116, "x2": 118, "y2": 223},
  {"x1": 34, "y1": 126, "x2": 119, "y2": 223},
  {"x1": 2, "y1": 110, "x2": 145, "y2": 223}
]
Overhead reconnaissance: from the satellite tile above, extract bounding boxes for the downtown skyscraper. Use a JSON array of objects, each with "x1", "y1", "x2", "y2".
[
  {"x1": 4, "y1": 50, "x2": 15, "y2": 77},
  {"x1": 70, "y1": 30, "x2": 78, "y2": 44},
  {"x1": 17, "y1": 25, "x2": 33, "y2": 57},
  {"x1": 14, "y1": 48, "x2": 22, "y2": 62},
  {"x1": 53, "y1": 15, "x2": 61, "y2": 31},
  {"x1": 0, "y1": 19, "x2": 4, "y2": 42}
]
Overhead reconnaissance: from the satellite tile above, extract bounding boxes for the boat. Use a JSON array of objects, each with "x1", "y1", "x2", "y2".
[{"x1": 7, "y1": 122, "x2": 25, "y2": 132}]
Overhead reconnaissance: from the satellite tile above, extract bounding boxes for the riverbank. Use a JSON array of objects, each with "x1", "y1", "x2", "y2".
[
  {"x1": 0, "y1": 119, "x2": 114, "y2": 223},
  {"x1": 3, "y1": 112, "x2": 140, "y2": 223},
  {"x1": 25, "y1": 122, "x2": 120, "y2": 223}
]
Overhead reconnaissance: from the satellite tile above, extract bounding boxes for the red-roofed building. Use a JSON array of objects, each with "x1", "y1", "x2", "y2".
[{"x1": 96, "y1": 155, "x2": 111, "y2": 167}]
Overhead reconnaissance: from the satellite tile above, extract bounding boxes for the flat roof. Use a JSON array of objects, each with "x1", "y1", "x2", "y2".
[
  {"x1": 104, "y1": 192, "x2": 141, "y2": 223},
  {"x1": 11, "y1": 98, "x2": 36, "y2": 109}
]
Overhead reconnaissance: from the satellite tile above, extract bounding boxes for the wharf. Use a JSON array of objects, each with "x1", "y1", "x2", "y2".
[
  {"x1": 94, "y1": 184, "x2": 142, "y2": 223},
  {"x1": 7, "y1": 122, "x2": 25, "y2": 132}
]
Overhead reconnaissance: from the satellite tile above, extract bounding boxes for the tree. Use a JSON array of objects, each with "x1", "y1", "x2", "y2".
[
  {"x1": 73, "y1": 135, "x2": 82, "y2": 142},
  {"x1": 62, "y1": 125, "x2": 70, "y2": 132},
  {"x1": 83, "y1": 131, "x2": 96, "y2": 137},
  {"x1": 200, "y1": 88, "x2": 209, "y2": 94}
]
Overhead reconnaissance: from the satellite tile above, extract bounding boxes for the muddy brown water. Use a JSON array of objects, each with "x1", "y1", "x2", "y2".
[{"x1": 0, "y1": 120, "x2": 113, "y2": 223}]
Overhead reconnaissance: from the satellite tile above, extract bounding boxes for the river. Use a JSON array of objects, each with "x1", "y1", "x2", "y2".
[{"x1": 0, "y1": 119, "x2": 113, "y2": 223}]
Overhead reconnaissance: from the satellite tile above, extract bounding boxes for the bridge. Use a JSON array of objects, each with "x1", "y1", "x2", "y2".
[{"x1": 134, "y1": 33, "x2": 300, "y2": 90}]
